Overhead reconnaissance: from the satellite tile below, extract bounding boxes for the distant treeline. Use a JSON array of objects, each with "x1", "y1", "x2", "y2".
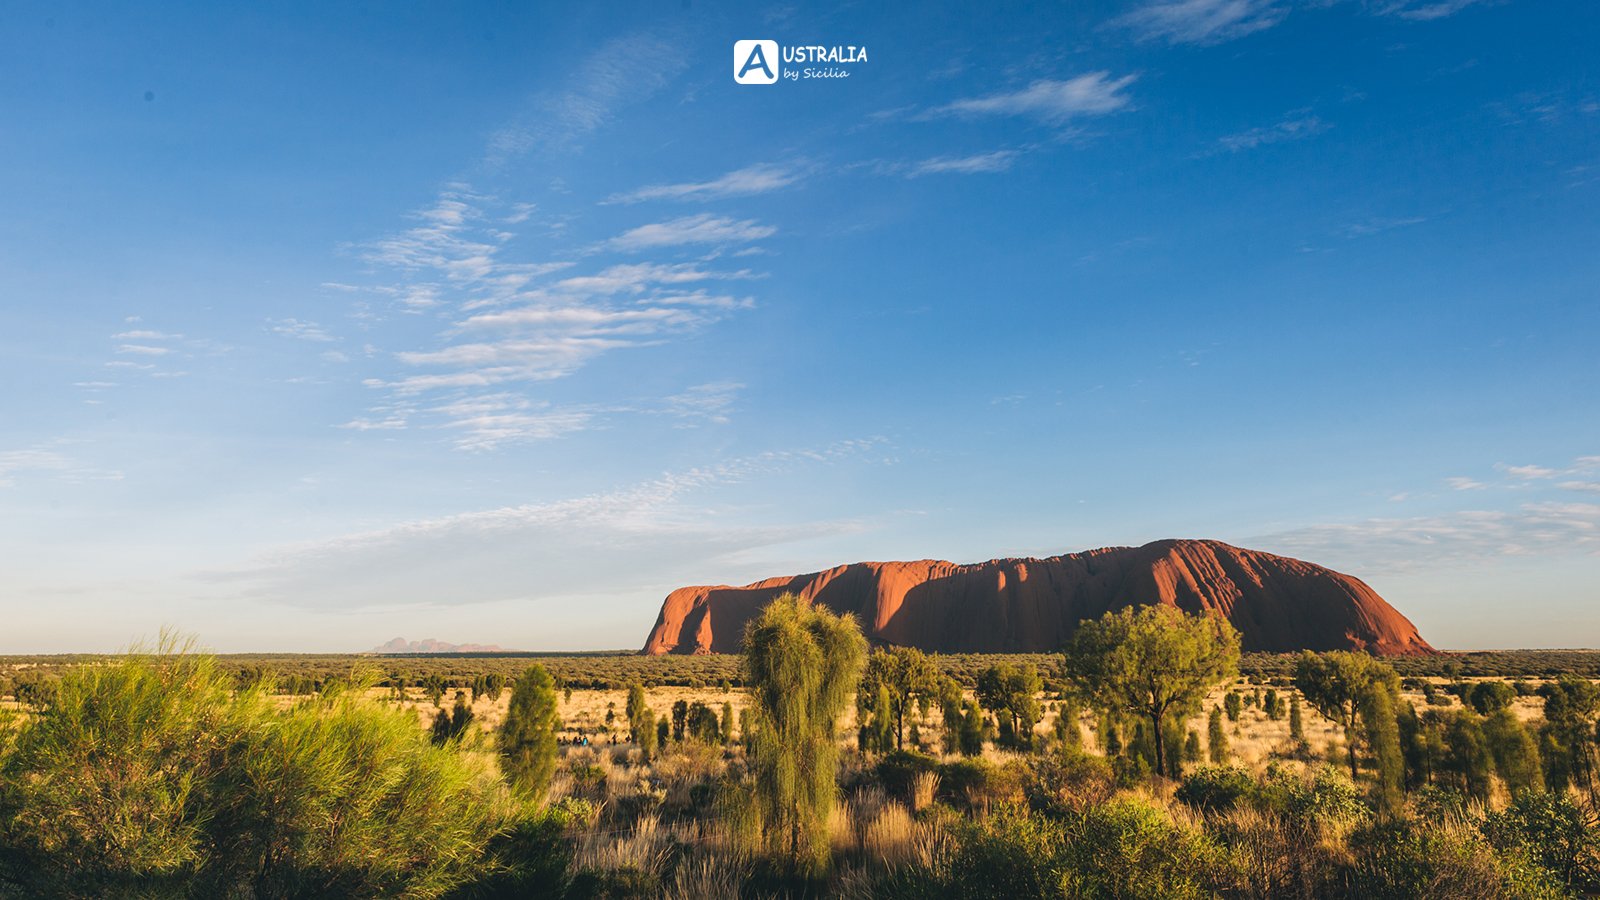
[{"x1": 3, "y1": 648, "x2": 1598, "y2": 695}]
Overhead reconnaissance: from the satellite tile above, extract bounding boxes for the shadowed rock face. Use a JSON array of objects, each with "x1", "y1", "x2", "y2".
[{"x1": 641, "y1": 539, "x2": 1434, "y2": 656}]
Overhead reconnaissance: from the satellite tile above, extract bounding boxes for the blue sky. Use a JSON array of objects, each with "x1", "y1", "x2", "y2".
[{"x1": 1, "y1": 0, "x2": 1596, "y2": 652}]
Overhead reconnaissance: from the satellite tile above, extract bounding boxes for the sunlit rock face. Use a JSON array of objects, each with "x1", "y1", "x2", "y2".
[{"x1": 642, "y1": 539, "x2": 1434, "y2": 657}]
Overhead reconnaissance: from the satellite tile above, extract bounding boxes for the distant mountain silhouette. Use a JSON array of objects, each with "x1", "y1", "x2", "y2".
[
  {"x1": 369, "y1": 637, "x2": 511, "y2": 654},
  {"x1": 643, "y1": 538, "x2": 1434, "y2": 656}
]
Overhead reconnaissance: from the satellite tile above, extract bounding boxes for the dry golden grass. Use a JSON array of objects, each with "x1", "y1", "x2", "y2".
[{"x1": 247, "y1": 674, "x2": 1567, "y2": 785}]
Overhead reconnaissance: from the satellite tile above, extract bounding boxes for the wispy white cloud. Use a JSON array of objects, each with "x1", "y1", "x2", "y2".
[
  {"x1": 549, "y1": 262, "x2": 759, "y2": 297},
  {"x1": 1501, "y1": 463, "x2": 1556, "y2": 480},
  {"x1": 1259, "y1": 500, "x2": 1600, "y2": 575},
  {"x1": 606, "y1": 214, "x2": 776, "y2": 251},
  {"x1": 906, "y1": 150, "x2": 1020, "y2": 177},
  {"x1": 269, "y1": 318, "x2": 337, "y2": 342},
  {"x1": 933, "y1": 73, "x2": 1137, "y2": 124},
  {"x1": 427, "y1": 394, "x2": 595, "y2": 451},
  {"x1": 606, "y1": 164, "x2": 802, "y2": 204},
  {"x1": 203, "y1": 439, "x2": 887, "y2": 609},
  {"x1": 1114, "y1": 0, "x2": 1287, "y2": 45},
  {"x1": 661, "y1": 382, "x2": 743, "y2": 425},
  {"x1": 1216, "y1": 114, "x2": 1328, "y2": 152},
  {"x1": 1446, "y1": 476, "x2": 1487, "y2": 491},
  {"x1": 116, "y1": 344, "x2": 171, "y2": 356},
  {"x1": 1341, "y1": 216, "x2": 1428, "y2": 238},
  {"x1": 0, "y1": 443, "x2": 123, "y2": 489},
  {"x1": 1372, "y1": 0, "x2": 1488, "y2": 21},
  {"x1": 484, "y1": 31, "x2": 690, "y2": 164},
  {"x1": 112, "y1": 330, "x2": 182, "y2": 340}
]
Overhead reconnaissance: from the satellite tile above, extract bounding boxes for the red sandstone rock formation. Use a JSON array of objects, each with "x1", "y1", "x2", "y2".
[{"x1": 641, "y1": 539, "x2": 1433, "y2": 656}]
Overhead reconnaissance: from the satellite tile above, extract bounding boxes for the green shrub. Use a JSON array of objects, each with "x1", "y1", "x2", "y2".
[
  {"x1": 944, "y1": 806, "x2": 1072, "y2": 899},
  {"x1": 0, "y1": 641, "x2": 508, "y2": 898},
  {"x1": 1024, "y1": 746, "x2": 1116, "y2": 812},
  {"x1": 0, "y1": 643, "x2": 245, "y2": 893},
  {"x1": 1482, "y1": 791, "x2": 1600, "y2": 894},
  {"x1": 447, "y1": 808, "x2": 573, "y2": 899},
  {"x1": 1175, "y1": 766, "x2": 1256, "y2": 814},
  {"x1": 876, "y1": 750, "x2": 939, "y2": 803},
  {"x1": 1255, "y1": 765, "x2": 1368, "y2": 832},
  {"x1": 1061, "y1": 798, "x2": 1227, "y2": 900},
  {"x1": 1349, "y1": 818, "x2": 1562, "y2": 900},
  {"x1": 936, "y1": 758, "x2": 1025, "y2": 812}
]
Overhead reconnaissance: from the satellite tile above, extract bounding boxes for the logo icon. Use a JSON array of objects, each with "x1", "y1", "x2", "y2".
[{"x1": 734, "y1": 40, "x2": 779, "y2": 84}]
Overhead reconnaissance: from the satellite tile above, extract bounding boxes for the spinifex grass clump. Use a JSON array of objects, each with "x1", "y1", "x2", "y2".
[{"x1": 0, "y1": 635, "x2": 507, "y2": 898}]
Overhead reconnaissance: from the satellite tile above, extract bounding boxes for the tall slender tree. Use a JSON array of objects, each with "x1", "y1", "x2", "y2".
[
  {"x1": 742, "y1": 593, "x2": 867, "y2": 874},
  {"x1": 499, "y1": 664, "x2": 560, "y2": 802}
]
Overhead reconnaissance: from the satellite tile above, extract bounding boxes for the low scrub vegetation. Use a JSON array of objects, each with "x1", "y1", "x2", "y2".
[{"x1": 2, "y1": 611, "x2": 1600, "y2": 898}]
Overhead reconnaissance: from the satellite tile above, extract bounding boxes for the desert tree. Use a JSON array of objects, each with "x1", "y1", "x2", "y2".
[
  {"x1": 672, "y1": 699, "x2": 689, "y2": 743},
  {"x1": 1207, "y1": 706, "x2": 1229, "y2": 764},
  {"x1": 936, "y1": 676, "x2": 965, "y2": 754},
  {"x1": 1263, "y1": 688, "x2": 1283, "y2": 720},
  {"x1": 1289, "y1": 692, "x2": 1305, "y2": 744},
  {"x1": 1443, "y1": 709, "x2": 1494, "y2": 802},
  {"x1": 1064, "y1": 604, "x2": 1241, "y2": 779},
  {"x1": 959, "y1": 700, "x2": 985, "y2": 756},
  {"x1": 1540, "y1": 675, "x2": 1599, "y2": 798},
  {"x1": 686, "y1": 701, "x2": 720, "y2": 743},
  {"x1": 1483, "y1": 704, "x2": 1543, "y2": 795},
  {"x1": 1293, "y1": 651, "x2": 1403, "y2": 785},
  {"x1": 741, "y1": 592, "x2": 867, "y2": 874},
  {"x1": 1054, "y1": 695, "x2": 1084, "y2": 748},
  {"x1": 976, "y1": 663, "x2": 1044, "y2": 750},
  {"x1": 625, "y1": 681, "x2": 649, "y2": 740},
  {"x1": 857, "y1": 646, "x2": 939, "y2": 750},
  {"x1": 499, "y1": 664, "x2": 560, "y2": 802},
  {"x1": 1468, "y1": 680, "x2": 1516, "y2": 716},
  {"x1": 1358, "y1": 675, "x2": 1405, "y2": 813}
]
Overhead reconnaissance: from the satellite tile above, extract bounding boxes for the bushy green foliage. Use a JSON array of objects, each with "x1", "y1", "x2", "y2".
[
  {"x1": 741, "y1": 593, "x2": 867, "y2": 874},
  {"x1": 1469, "y1": 680, "x2": 1517, "y2": 714},
  {"x1": 446, "y1": 808, "x2": 573, "y2": 900},
  {"x1": 927, "y1": 799, "x2": 1227, "y2": 899},
  {"x1": 1360, "y1": 677, "x2": 1405, "y2": 814},
  {"x1": 1293, "y1": 650, "x2": 1402, "y2": 785},
  {"x1": 1176, "y1": 766, "x2": 1257, "y2": 814},
  {"x1": 1055, "y1": 696, "x2": 1084, "y2": 749},
  {"x1": 875, "y1": 749, "x2": 940, "y2": 802},
  {"x1": 684, "y1": 701, "x2": 720, "y2": 743},
  {"x1": 1349, "y1": 818, "x2": 1562, "y2": 900},
  {"x1": 1263, "y1": 688, "x2": 1283, "y2": 721},
  {"x1": 975, "y1": 663, "x2": 1044, "y2": 750},
  {"x1": 936, "y1": 676, "x2": 965, "y2": 753},
  {"x1": 1539, "y1": 675, "x2": 1599, "y2": 796},
  {"x1": 499, "y1": 664, "x2": 560, "y2": 802},
  {"x1": 1065, "y1": 605, "x2": 1240, "y2": 778},
  {"x1": 1483, "y1": 707, "x2": 1544, "y2": 795},
  {"x1": 858, "y1": 647, "x2": 938, "y2": 751},
  {"x1": 1207, "y1": 706, "x2": 1229, "y2": 764},
  {"x1": 959, "y1": 700, "x2": 985, "y2": 756},
  {"x1": 0, "y1": 640, "x2": 506, "y2": 898},
  {"x1": 1482, "y1": 791, "x2": 1600, "y2": 894},
  {"x1": 1443, "y1": 710, "x2": 1495, "y2": 803}
]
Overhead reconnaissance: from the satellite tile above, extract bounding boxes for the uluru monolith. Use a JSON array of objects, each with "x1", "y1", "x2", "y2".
[{"x1": 641, "y1": 539, "x2": 1433, "y2": 656}]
